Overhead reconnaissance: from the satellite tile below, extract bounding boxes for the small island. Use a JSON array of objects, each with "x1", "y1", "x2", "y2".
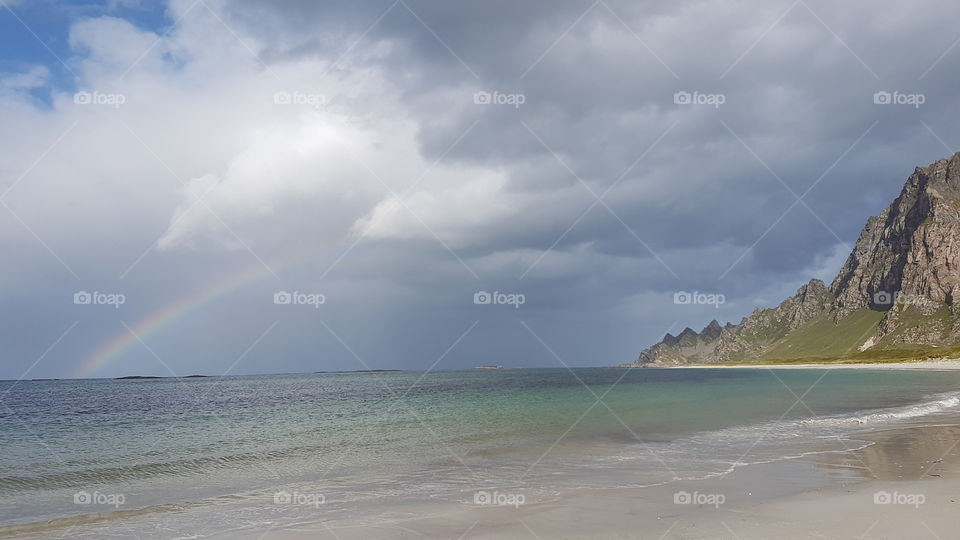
[{"x1": 114, "y1": 374, "x2": 210, "y2": 380}]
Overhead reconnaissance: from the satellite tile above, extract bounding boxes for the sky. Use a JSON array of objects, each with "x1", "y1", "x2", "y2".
[{"x1": 1, "y1": 0, "x2": 959, "y2": 379}]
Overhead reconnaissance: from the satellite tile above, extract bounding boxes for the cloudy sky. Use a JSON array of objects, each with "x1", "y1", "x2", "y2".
[{"x1": 2, "y1": 0, "x2": 958, "y2": 379}]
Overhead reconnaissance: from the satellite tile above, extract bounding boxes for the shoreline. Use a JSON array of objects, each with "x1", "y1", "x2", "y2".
[
  {"x1": 651, "y1": 358, "x2": 960, "y2": 370},
  {"x1": 220, "y1": 422, "x2": 960, "y2": 539},
  {"x1": 209, "y1": 422, "x2": 960, "y2": 539}
]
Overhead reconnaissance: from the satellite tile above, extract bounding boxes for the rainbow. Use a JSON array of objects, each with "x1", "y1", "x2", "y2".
[{"x1": 74, "y1": 258, "x2": 292, "y2": 379}]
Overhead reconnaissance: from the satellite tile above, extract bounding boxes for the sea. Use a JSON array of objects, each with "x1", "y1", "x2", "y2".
[{"x1": 2, "y1": 367, "x2": 960, "y2": 538}]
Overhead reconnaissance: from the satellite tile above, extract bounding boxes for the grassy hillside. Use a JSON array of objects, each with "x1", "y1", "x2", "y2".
[
  {"x1": 876, "y1": 304, "x2": 955, "y2": 344},
  {"x1": 758, "y1": 309, "x2": 885, "y2": 360}
]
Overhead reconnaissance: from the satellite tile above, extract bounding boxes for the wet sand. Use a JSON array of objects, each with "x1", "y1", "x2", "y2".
[{"x1": 227, "y1": 422, "x2": 960, "y2": 539}]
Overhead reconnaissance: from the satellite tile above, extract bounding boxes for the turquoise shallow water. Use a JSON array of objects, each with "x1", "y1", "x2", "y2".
[{"x1": 2, "y1": 368, "x2": 960, "y2": 537}]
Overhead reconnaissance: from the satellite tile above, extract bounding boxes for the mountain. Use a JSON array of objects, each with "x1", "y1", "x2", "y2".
[{"x1": 636, "y1": 151, "x2": 960, "y2": 365}]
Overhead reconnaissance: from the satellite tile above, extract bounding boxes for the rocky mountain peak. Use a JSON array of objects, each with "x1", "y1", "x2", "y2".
[
  {"x1": 830, "y1": 151, "x2": 960, "y2": 318},
  {"x1": 701, "y1": 320, "x2": 723, "y2": 340}
]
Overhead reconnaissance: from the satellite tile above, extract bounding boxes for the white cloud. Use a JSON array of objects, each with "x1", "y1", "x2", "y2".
[
  {"x1": 354, "y1": 169, "x2": 519, "y2": 247},
  {"x1": 0, "y1": 65, "x2": 50, "y2": 92}
]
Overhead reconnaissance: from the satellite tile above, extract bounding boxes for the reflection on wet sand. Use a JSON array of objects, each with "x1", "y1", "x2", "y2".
[{"x1": 814, "y1": 423, "x2": 960, "y2": 481}]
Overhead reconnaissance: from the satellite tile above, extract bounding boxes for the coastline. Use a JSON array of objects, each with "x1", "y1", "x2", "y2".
[
  {"x1": 654, "y1": 358, "x2": 960, "y2": 370},
  {"x1": 222, "y1": 422, "x2": 960, "y2": 539}
]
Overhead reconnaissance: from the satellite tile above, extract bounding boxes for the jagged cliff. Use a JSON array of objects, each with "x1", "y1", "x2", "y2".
[{"x1": 637, "y1": 152, "x2": 960, "y2": 365}]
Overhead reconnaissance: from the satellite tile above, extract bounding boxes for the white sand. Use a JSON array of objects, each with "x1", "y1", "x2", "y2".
[
  {"x1": 227, "y1": 423, "x2": 960, "y2": 540},
  {"x1": 667, "y1": 358, "x2": 960, "y2": 370},
  {"x1": 229, "y1": 473, "x2": 958, "y2": 540}
]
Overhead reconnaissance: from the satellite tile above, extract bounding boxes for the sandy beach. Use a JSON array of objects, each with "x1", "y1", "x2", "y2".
[
  {"x1": 246, "y1": 426, "x2": 960, "y2": 539},
  {"x1": 666, "y1": 359, "x2": 960, "y2": 371},
  {"x1": 221, "y1": 422, "x2": 960, "y2": 540}
]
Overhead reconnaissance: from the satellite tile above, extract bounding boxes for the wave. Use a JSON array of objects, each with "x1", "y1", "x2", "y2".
[
  {"x1": 846, "y1": 393, "x2": 960, "y2": 424},
  {"x1": 793, "y1": 390, "x2": 960, "y2": 429},
  {"x1": 710, "y1": 390, "x2": 960, "y2": 441}
]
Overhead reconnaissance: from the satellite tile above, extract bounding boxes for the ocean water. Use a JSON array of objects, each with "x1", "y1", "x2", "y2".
[{"x1": 2, "y1": 368, "x2": 960, "y2": 538}]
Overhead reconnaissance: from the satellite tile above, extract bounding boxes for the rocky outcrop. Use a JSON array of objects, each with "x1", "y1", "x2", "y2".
[
  {"x1": 831, "y1": 153, "x2": 960, "y2": 318},
  {"x1": 639, "y1": 279, "x2": 833, "y2": 364},
  {"x1": 636, "y1": 152, "x2": 960, "y2": 365},
  {"x1": 638, "y1": 320, "x2": 726, "y2": 365}
]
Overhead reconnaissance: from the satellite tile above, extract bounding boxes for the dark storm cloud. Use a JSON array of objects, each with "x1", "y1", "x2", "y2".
[{"x1": 221, "y1": 0, "x2": 960, "y2": 276}]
